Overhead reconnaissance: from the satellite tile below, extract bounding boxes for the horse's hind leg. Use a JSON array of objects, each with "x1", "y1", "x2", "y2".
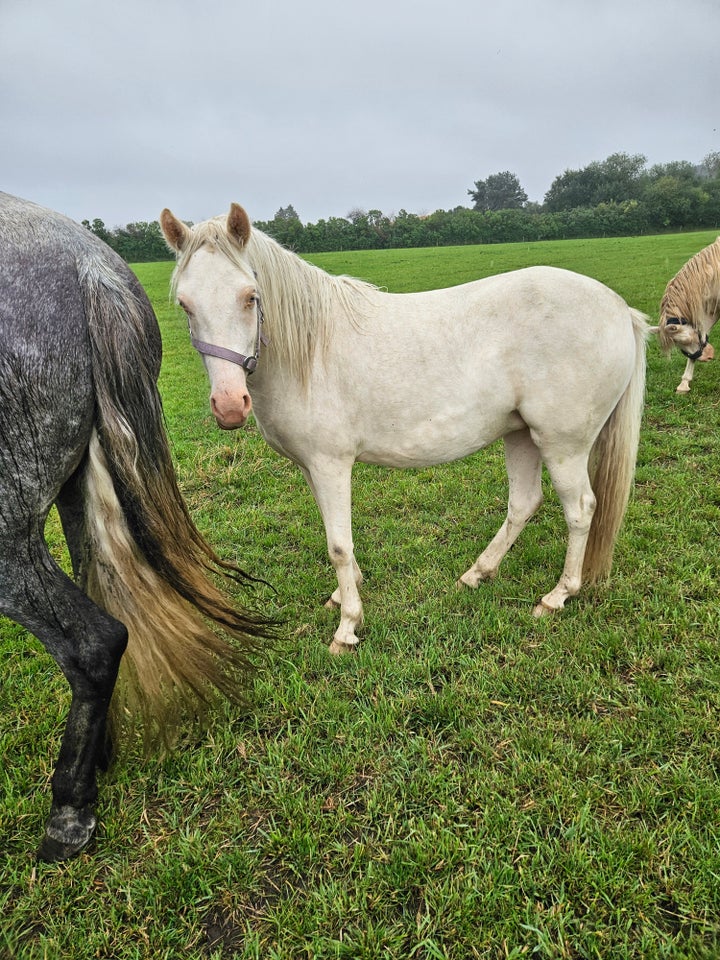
[
  {"x1": 533, "y1": 448, "x2": 596, "y2": 617},
  {"x1": 0, "y1": 528, "x2": 127, "y2": 861},
  {"x1": 459, "y1": 428, "x2": 543, "y2": 588},
  {"x1": 55, "y1": 472, "x2": 117, "y2": 771}
]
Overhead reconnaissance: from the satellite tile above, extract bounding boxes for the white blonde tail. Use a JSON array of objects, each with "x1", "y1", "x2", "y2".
[{"x1": 583, "y1": 308, "x2": 649, "y2": 581}]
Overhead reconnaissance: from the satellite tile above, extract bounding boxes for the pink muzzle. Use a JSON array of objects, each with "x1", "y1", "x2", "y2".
[{"x1": 210, "y1": 386, "x2": 252, "y2": 430}]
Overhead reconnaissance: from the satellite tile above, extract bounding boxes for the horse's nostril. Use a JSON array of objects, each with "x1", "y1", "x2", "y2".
[{"x1": 210, "y1": 391, "x2": 252, "y2": 425}]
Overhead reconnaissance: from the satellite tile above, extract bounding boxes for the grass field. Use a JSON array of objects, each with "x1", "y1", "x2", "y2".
[{"x1": 2, "y1": 230, "x2": 720, "y2": 959}]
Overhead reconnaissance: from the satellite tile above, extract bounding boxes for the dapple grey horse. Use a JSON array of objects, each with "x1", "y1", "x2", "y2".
[{"x1": 0, "y1": 194, "x2": 272, "y2": 860}]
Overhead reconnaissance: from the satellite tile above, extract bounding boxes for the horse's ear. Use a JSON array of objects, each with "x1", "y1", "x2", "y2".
[
  {"x1": 227, "y1": 203, "x2": 251, "y2": 248},
  {"x1": 160, "y1": 209, "x2": 190, "y2": 253}
]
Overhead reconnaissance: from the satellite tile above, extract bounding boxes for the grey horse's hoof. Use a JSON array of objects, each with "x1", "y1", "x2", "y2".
[{"x1": 37, "y1": 804, "x2": 96, "y2": 862}]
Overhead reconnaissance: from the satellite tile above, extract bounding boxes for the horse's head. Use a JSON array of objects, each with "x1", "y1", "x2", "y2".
[
  {"x1": 161, "y1": 204, "x2": 263, "y2": 429},
  {"x1": 657, "y1": 315, "x2": 708, "y2": 361}
]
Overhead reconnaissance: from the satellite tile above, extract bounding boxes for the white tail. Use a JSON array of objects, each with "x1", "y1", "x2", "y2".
[{"x1": 583, "y1": 308, "x2": 649, "y2": 581}]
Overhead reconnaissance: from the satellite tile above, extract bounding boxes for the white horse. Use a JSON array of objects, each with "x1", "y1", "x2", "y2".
[
  {"x1": 161, "y1": 204, "x2": 649, "y2": 655},
  {"x1": 657, "y1": 236, "x2": 720, "y2": 393}
]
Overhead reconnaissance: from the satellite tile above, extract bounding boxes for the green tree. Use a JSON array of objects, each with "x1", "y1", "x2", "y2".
[
  {"x1": 82, "y1": 218, "x2": 112, "y2": 246},
  {"x1": 545, "y1": 153, "x2": 646, "y2": 211},
  {"x1": 389, "y1": 210, "x2": 429, "y2": 248},
  {"x1": 468, "y1": 171, "x2": 527, "y2": 211},
  {"x1": 544, "y1": 166, "x2": 598, "y2": 212},
  {"x1": 646, "y1": 160, "x2": 698, "y2": 183},
  {"x1": 598, "y1": 152, "x2": 647, "y2": 202},
  {"x1": 698, "y1": 178, "x2": 720, "y2": 224},
  {"x1": 274, "y1": 204, "x2": 300, "y2": 221},
  {"x1": 111, "y1": 221, "x2": 170, "y2": 262},
  {"x1": 642, "y1": 176, "x2": 705, "y2": 229},
  {"x1": 266, "y1": 215, "x2": 304, "y2": 248},
  {"x1": 344, "y1": 209, "x2": 381, "y2": 249},
  {"x1": 701, "y1": 152, "x2": 720, "y2": 179}
]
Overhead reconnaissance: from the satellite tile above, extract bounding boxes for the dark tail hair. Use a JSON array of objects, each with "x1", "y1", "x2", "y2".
[{"x1": 76, "y1": 252, "x2": 275, "y2": 749}]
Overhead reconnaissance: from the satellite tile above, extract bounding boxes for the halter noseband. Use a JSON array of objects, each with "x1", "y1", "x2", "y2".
[
  {"x1": 666, "y1": 316, "x2": 708, "y2": 361},
  {"x1": 190, "y1": 299, "x2": 268, "y2": 374}
]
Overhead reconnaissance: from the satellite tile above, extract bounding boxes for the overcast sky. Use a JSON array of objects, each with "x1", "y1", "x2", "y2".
[{"x1": 2, "y1": 0, "x2": 717, "y2": 229}]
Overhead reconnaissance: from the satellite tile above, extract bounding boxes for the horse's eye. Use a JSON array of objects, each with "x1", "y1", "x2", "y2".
[{"x1": 177, "y1": 299, "x2": 194, "y2": 321}]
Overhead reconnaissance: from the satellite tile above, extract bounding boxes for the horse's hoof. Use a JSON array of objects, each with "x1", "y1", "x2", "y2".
[
  {"x1": 532, "y1": 600, "x2": 557, "y2": 618},
  {"x1": 37, "y1": 805, "x2": 96, "y2": 862},
  {"x1": 676, "y1": 383, "x2": 691, "y2": 394},
  {"x1": 324, "y1": 596, "x2": 341, "y2": 610},
  {"x1": 36, "y1": 831, "x2": 94, "y2": 862},
  {"x1": 328, "y1": 638, "x2": 359, "y2": 655},
  {"x1": 458, "y1": 568, "x2": 496, "y2": 589}
]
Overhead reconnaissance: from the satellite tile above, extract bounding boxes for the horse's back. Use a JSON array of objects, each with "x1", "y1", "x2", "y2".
[{"x1": 362, "y1": 264, "x2": 634, "y2": 350}]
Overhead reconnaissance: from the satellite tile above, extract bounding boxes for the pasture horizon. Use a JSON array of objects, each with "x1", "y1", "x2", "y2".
[{"x1": 3, "y1": 228, "x2": 720, "y2": 958}]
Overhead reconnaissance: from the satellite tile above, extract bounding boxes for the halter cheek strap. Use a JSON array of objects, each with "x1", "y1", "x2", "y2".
[
  {"x1": 190, "y1": 301, "x2": 268, "y2": 374},
  {"x1": 190, "y1": 337, "x2": 260, "y2": 372}
]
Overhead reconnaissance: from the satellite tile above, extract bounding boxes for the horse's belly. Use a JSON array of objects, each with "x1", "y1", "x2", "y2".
[
  {"x1": 356, "y1": 408, "x2": 525, "y2": 468},
  {"x1": 253, "y1": 378, "x2": 525, "y2": 468}
]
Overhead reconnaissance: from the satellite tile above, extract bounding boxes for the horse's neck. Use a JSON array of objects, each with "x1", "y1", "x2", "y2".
[
  {"x1": 255, "y1": 236, "x2": 378, "y2": 328},
  {"x1": 702, "y1": 273, "x2": 720, "y2": 327},
  {"x1": 252, "y1": 238, "x2": 356, "y2": 385},
  {"x1": 706, "y1": 295, "x2": 720, "y2": 328}
]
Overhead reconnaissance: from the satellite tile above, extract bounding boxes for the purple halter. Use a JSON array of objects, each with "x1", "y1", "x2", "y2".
[{"x1": 190, "y1": 299, "x2": 268, "y2": 374}]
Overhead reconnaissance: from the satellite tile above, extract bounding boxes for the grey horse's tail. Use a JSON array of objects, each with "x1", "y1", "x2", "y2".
[
  {"x1": 582, "y1": 307, "x2": 649, "y2": 582},
  {"x1": 76, "y1": 252, "x2": 274, "y2": 749}
]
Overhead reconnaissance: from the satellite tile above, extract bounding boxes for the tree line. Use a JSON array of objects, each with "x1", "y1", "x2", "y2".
[{"x1": 84, "y1": 151, "x2": 720, "y2": 261}]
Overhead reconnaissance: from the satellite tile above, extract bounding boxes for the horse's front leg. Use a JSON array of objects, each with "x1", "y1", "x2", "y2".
[
  {"x1": 325, "y1": 556, "x2": 363, "y2": 610},
  {"x1": 301, "y1": 461, "x2": 363, "y2": 654},
  {"x1": 676, "y1": 357, "x2": 695, "y2": 394}
]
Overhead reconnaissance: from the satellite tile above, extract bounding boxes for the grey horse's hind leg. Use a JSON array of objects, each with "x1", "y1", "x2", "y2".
[
  {"x1": 55, "y1": 471, "x2": 118, "y2": 773},
  {"x1": 0, "y1": 526, "x2": 127, "y2": 861}
]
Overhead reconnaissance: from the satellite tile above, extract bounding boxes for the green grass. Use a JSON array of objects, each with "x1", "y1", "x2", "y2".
[{"x1": 3, "y1": 231, "x2": 720, "y2": 959}]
